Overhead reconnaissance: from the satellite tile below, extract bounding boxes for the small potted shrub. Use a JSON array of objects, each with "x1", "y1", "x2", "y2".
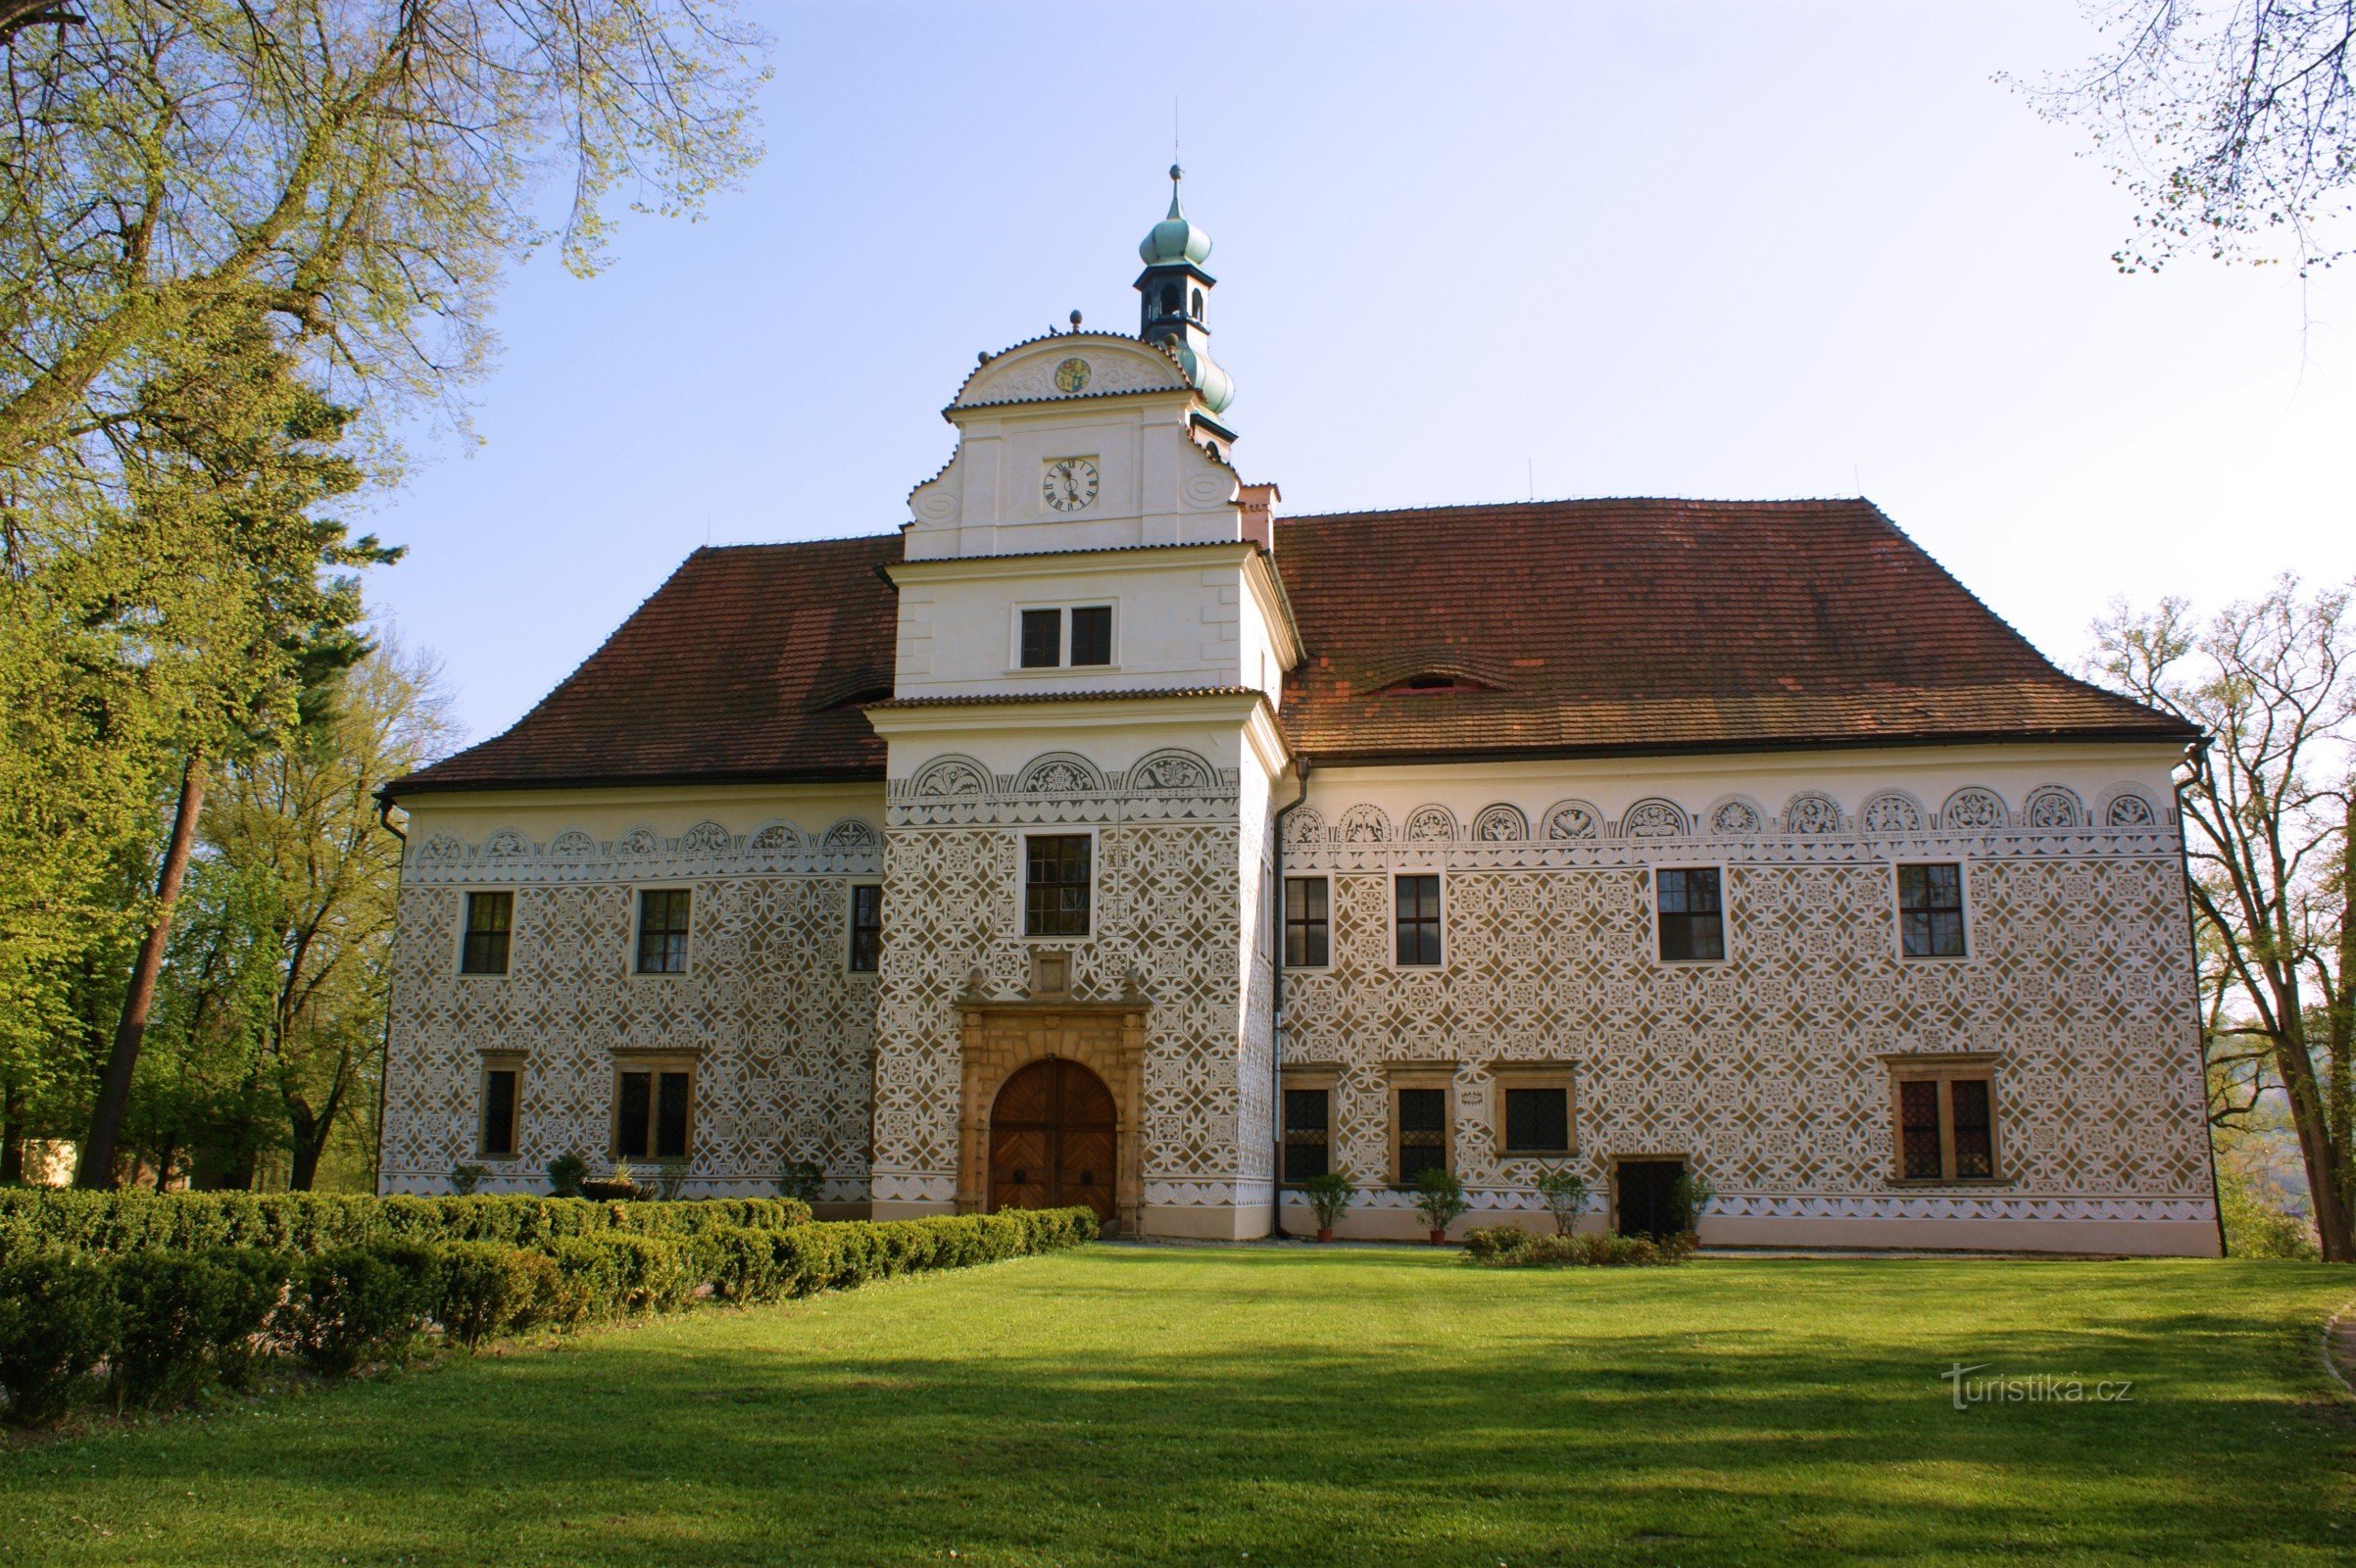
[
  {"x1": 778, "y1": 1158, "x2": 825, "y2": 1205},
  {"x1": 1533, "y1": 1167, "x2": 1589, "y2": 1236},
  {"x1": 450, "y1": 1163, "x2": 490, "y2": 1197},
  {"x1": 1412, "y1": 1167, "x2": 1470, "y2": 1245},
  {"x1": 1301, "y1": 1171, "x2": 1356, "y2": 1242},
  {"x1": 579, "y1": 1158, "x2": 642, "y2": 1202},
  {"x1": 547, "y1": 1150, "x2": 589, "y2": 1199},
  {"x1": 1671, "y1": 1167, "x2": 1717, "y2": 1243}
]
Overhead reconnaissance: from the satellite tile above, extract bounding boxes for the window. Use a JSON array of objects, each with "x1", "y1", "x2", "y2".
[
  {"x1": 1282, "y1": 1088, "x2": 1330, "y2": 1183},
  {"x1": 1395, "y1": 875, "x2": 1442, "y2": 966},
  {"x1": 1020, "y1": 608, "x2": 1061, "y2": 668},
  {"x1": 1656, "y1": 868, "x2": 1725, "y2": 961},
  {"x1": 635, "y1": 889, "x2": 692, "y2": 974},
  {"x1": 1397, "y1": 1087, "x2": 1448, "y2": 1183},
  {"x1": 1889, "y1": 1060, "x2": 2000, "y2": 1182},
  {"x1": 615, "y1": 1061, "x2": 693, "y2": 1158},
  {"x1": 1284, "y1": 877, "x2": 1329, "y2": 967},
  {"x1": 460, "y1": 891, "x2": 512, "y2": 975},
  {"x1": 1024, "y1": 835, "x2": 1092, "y2": 937},
  {"x1": 1069, "y1": 606, "x2": 1112, "y2": 666},
  {"x1": 1897, "y1": 863, "x2": 1967, "y2": 957},
  {"x1": 849, "y1": 884, "x2": 883, "y2": 972},
  {"x1": 478, "y1": 1060, "x2": 521, "y2": 1157},
  {"x1": 1503, "y1": 1088, "x2": 1571, "y2": 1154}
]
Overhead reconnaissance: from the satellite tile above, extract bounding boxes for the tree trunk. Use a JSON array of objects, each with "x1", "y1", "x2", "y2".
[
  {"x1": 76, "y1": 752, "x2": 207, "y2": 1190},
  {"x1": 2275, "y1": 1018, "x2": 2355, "y2": 1261},
  {"x1": 0, "y1": 1109, "x2": 22, "y2": 1185}
]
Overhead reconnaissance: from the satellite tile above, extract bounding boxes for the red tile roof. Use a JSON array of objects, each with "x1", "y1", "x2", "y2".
[
  {"x1": 390, "y1": 535, "x2": 897, "y2": 795},
  {"x1": 1272, "y1": 499, "x2": 2193, "y2": 763},
  {"x1": 386, "y1": 499, "x2": 2188, "y2": 797}
]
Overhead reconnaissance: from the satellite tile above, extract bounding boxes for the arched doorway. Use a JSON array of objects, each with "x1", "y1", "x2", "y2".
[{"x1": 989, "y1": 1057, "x2": 1117, "y2": 1233}]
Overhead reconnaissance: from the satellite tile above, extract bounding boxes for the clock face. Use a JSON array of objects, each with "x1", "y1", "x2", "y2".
[
  {"x1": 1043, "y1": 457, "x2": 1100, "y2": 513},
  {"x1": 1053, "y1": 357, "x2": 1091, "y2": 394}
]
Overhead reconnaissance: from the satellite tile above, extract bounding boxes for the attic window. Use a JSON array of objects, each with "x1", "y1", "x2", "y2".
[
  {"x1": 825, "y1": 685, "x2": 894, "y2": 710},
  {"x1": 1384, "y1": 672, "x2": 1492, "y2": 696}
]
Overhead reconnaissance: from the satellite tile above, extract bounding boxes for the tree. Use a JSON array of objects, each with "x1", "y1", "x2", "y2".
[
  {"x1": 2021, "y1": 3, "x2": 2356, "y2": 272},
  {"x1": 2091, "y1": 578, "x2": 2354, "y2": 1259}
]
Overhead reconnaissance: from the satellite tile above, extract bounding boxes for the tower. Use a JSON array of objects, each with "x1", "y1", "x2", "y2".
[{"x1": 1134, "y1": 165, "x2": 1233, "y2": 422}]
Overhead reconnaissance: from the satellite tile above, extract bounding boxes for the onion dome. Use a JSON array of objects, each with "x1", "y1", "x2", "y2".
[
  {"x1": 1173, "y1": 342, "x2": 1234, "y2": 415},
  {"x1": 1139, "y1": 165, "x2": 1213, "y2": 268}
]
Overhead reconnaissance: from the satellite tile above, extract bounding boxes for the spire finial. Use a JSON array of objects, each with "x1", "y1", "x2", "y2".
[
  {"x1": 1165, "y1": 163, "x2": 1186, "y2": 220},
  {"x1": 1068, "y1": 309, "x2": 1082, "y2": 332}
]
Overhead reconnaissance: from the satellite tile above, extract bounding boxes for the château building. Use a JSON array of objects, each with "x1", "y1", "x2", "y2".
[{"x1": 378, "y1": 172, "x2": 2218, "y2": 1254}]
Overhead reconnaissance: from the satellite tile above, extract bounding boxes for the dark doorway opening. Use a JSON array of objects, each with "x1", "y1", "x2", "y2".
[{"x1": 1615, "y1": 1158, "x2": 1688, "y2": 1239}]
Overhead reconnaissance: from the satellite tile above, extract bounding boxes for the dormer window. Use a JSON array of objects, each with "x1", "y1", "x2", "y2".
[{"x1": 1382, "y1": 671, "x2": 1494, "y2": 696}]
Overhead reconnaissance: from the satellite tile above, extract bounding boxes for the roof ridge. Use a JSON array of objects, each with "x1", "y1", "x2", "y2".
[{"x1": 1273, "y1": 495, "x2": 1876, "y2": 522}]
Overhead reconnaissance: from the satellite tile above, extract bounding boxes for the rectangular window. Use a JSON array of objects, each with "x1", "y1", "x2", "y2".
[
  {"x1": 1395, "y1": 875, "x2": 1442, "y2": 966},
  {"x1": 1897, "y1": 862, "x2": 1967, "y2": 957},
  {"x1": 849, "y1": 884, "x2": 883, "y2": 972},
  {"x1": 1656, "y1": 867, "x2": 1725, "y2": 961},
  {"x1": 1024, "y1": 834, "x2": 1092, "y2": 937},
  {"x1": 615, "y1": 1065, "x2": 693, "y2": 1158},
  {"x1": 1397, "y1": 1087, "x2": 1448, "y2": 1183},
  {"x1": 1284, "y1": 877, "x2": 1329, "y2": 967},
  {"x1": 1019, "y1": 608, "x2": 1062, "y2": 668},
  {"x1": 460, "y1": 891, "x2": 512, "y2": 975},
  {"x1": 1068, "y1": 606, "x2": 1112, "y2": 666},
  {"x1": 635, "y1": 889, "x2": 692, "y2": 974},
  {"x1": 1892, "y1": 1070, "x2": 1998, "y2": 1182},
  {"x1": 1503, "y1": 1087, "x2": 1571, "y2": 1154},
  {"x1": 479, "y1": 1063, "x2": 520, "y2": 1157},
  {"x1": 1282, "y1": 1088, "x2": 1330, "y2": 1183}
]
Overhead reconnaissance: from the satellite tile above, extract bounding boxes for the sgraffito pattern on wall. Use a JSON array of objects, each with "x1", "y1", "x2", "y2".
[
  {"x1": 870, "y1": 751, "x2": 1249, "y2": 1209},
  {"x1": 380, "y1": 821, "x2": 881, "y2": 1199},
  {"x1": 1281, "y1": 789, "x2": 2209, "y2": 1227}
]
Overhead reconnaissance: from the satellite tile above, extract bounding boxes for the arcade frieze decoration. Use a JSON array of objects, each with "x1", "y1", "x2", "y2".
[
  {"x1": 888, "y1": 748, "x2": 1240, "y2": 828},
  {"x1": 403, "y1": 817, "x2": 884, "y2": 885}
]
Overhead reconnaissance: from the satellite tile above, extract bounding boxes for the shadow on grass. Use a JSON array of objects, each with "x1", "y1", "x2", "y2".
[{"x1": 5, "y1": 1251, "x2": 2352, "y2": 1568}]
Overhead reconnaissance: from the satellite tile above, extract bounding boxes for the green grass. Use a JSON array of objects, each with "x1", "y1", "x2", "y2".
[{"x1": 5, "y1": 1248, "x2": 2354, "y2": 1566}]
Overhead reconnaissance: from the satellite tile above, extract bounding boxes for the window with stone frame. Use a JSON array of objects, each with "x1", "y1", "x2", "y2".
[
  {"x1": 1285, "y1": 876, "x2": 1329, "y2": 967},
  {"x1": 478, "y1": 1058, "x2": 522, "y2": 1157},
  {"x1": 1888, "y1": 1058, "x2": 2000, "y2": 1182},
  {"x1": 1024, "y1": 835, "x2": 1092, "y2": 937},
  {"x1": 635, "y1": 889, "x2": 692, "y2": 974},
  {"x1": 1019, "y1": 608, "x2": 1061, "y2": 668},
  {"x1": 1068, "y1": 605, "x2": 1113, "y2": 666},
  {"x1": 1655, "y1": 867, "x2": 1725, "y2": 961},
  {"x1": 1897, "y1": 862, "x2": 1967, "y2": 958},
  {"x1": 460, "y1": 891, "x2": 512, "y2": 975},
  {"x1": 1396, "y1": 1086, "x2": 1448, "y2": 1183},
  {"x1": 1282, "y1": 1087, "x2": 1331, "y2": 1183},
  {"x1": 1395, "y1": 875, "x2": 1442, "y2": 966},
  {"x1": 614, "y1": 1060, "x2": 694, "y2": 1159},
  {"x1": 849, "y1": 884, "x2": 883, "y2": 972}
]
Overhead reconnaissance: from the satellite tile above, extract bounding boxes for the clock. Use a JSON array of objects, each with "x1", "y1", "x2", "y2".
[{"x1": 1043, "y1": 457, "x2": 1099, "y2": 513}]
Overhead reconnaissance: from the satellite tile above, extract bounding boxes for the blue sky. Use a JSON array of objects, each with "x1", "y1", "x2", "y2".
[{"x1": 368, "y1": 2, "x2": 2356, "y2": 746}]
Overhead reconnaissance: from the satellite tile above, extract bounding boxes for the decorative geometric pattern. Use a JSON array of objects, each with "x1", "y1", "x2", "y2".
[
  {"x1": 1281, "y1": 788, "x2": 2210, "y2": 1228},
  {"x1": 869, "y1": 751, "x2": 1255, "y2": 1211},
  {"x1": 382, "y1": 834, "x2": 880, "y2": 1200}
]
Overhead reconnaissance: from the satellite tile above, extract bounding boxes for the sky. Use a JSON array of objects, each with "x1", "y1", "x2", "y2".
[{"x1": 364, "y1": 2, "x2": 2356, "y2": 748}]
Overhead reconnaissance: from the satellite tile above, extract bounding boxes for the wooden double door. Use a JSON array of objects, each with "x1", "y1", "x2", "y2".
[{"x1": 988, "y1": 1057, "x2": 1117, "y2": 1232}]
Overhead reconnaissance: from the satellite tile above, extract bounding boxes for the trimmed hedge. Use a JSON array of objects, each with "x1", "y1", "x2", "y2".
[
  {"x1": 0, "y1": 1207, "x2": 1097, "y2": 1428},
  {"x1": 1461, "y1": 1225, "x2": 1696, "y2": 1267},
  {"x1": 0, "y1": 1190, "x2": 813, "y2": 1263}
]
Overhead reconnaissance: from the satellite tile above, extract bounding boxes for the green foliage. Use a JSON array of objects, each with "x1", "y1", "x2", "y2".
[
  {"x1": 1532, "y1": 1168, "x2": 1590, "y2": 1236},
  {"x1": 2217, "y1": 1161, "x2": 2322, "y2": 1260},
  {"x1": 106, "y1": 1250, "x2": 286, "y2": 1407},
  {"x1": 1301, "y1": 1171, "x2": 1356, "y2": 1230},
  {"x1": 282, "y1": 1245, "x2": 439, "y2": 1374},
  {"x1": 546, "y1": 1152, "x2": 589, "y2": 1199},
  {"x1": 1462, "y1": 1225, "x2": 1695, "y2": 1268},
  {"x1": 777, "y1": 1158, "x2": 826, "y2": 1205},
  {"x1": 1411, "y1": 1167, "x2": 1470, "y2": 1232},
  {"x1": 1672, "y1": 1169, "x2": 1717, "y2": 1232},
  {"x1": 0, "y1": 1251, "x2": 119, "y2": 1427},
  {"x1": 450, "y1": 1164, "x2": 489, "y2": 1197},
  {"x1": 436, "y1": 1242, "x2": 558, "y2": 1348},
  {"x1": 0, "y1": 1189, "x2": 812, "y2": 1261}
]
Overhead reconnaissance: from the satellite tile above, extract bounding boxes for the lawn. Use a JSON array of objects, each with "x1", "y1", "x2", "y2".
[{"x1": 3, "y1": 1248, "x2": 2352, "y2": 1567}]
